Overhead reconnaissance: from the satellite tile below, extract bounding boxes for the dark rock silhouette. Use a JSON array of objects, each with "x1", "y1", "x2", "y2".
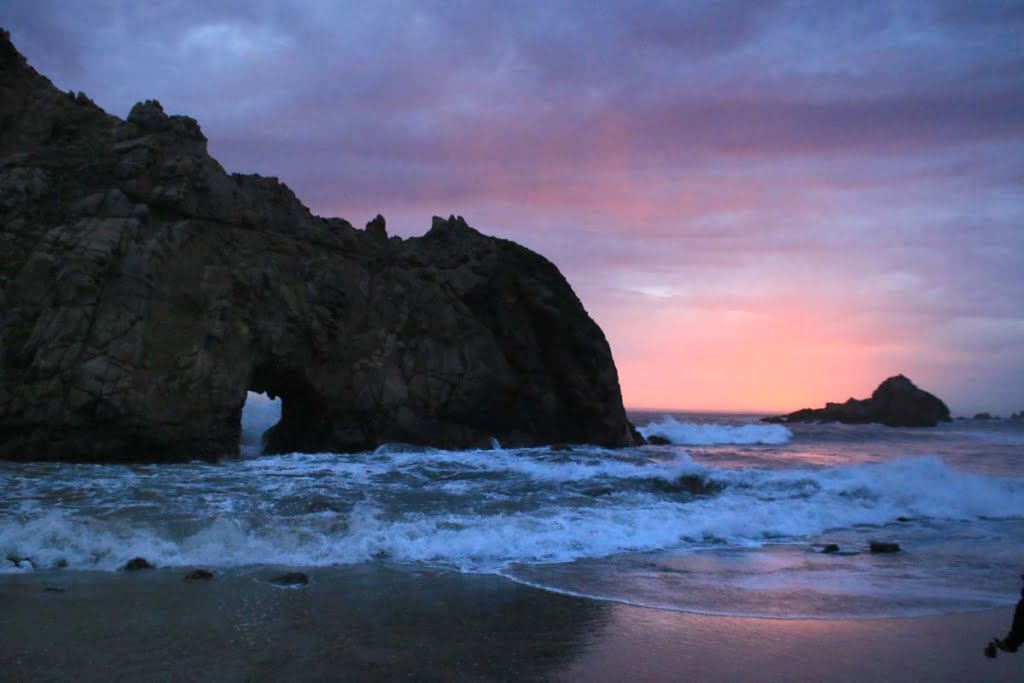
[
  {"x1": 973, "y1": 412, "x2": 993, "y2": 420},
  {"x1": 183, "y1": 569, "x2": 214, "y2": 581},
  {"x1": 122, "y1": 557, "x2": 154, "y2": 571},
  {"x1": 0, "y1": 29, "x2": 636, "y2": 462},
  {"x1": 985, "y1": 576, "x2": 1024, "y2": 658},
  {"x1": 868, "y1": 541, "x2": 900, "y2": 553},
  {"x1": 763, "y1": 375, "x2": 951, "y2": 428}
]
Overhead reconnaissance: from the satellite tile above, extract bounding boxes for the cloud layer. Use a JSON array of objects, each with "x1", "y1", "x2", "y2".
[{"x1": 4, "y1": 0, "x2": 1022, "y2": 413}]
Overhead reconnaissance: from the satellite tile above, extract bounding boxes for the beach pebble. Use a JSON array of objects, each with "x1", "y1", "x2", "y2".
[
  {"x1": 122, "y1": 557, "x2": 155, "y2": 571},
  {"x1": 269, "y1": 572, "x2": 309, "y2": 586},
  {"x1": 183, "y1": 569, "x2": 214, "y2": 581},
  {"x1": 869, "y1": 541, "x2": 901, "y2": 553}
]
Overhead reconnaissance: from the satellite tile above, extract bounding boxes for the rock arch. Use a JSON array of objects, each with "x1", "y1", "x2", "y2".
[{"x1": 0, "y1": 30, "x2": 637, "y2": 462}]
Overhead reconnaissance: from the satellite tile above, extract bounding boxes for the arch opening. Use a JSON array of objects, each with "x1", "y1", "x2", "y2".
[
  {"x1": 246, "y1": 363, "x2": 331, "y2": 454},
  {"x1": 239, "y1": 391, "x2": 281, "y2": 457}
]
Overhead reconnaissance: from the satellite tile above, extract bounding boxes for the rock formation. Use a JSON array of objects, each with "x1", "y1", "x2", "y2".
[
  {"x1": 763, "y1": 375, "x2": 951, "y2": 427},
  {"x1": 0, "y1": 29, "x2": 637, "y2": 461}
]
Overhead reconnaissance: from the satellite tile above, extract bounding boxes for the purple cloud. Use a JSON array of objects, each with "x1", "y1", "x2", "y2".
[{"x1": 2, "y1": 0, "x2": 1022, "y2": 412}]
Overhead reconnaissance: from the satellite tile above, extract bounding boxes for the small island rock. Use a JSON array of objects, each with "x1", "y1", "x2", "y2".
[{"x1": 763, "y1": 375, "x2": 950, "y2": 428}]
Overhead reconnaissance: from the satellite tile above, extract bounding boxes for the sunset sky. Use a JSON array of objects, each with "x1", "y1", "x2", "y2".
[{"x1": 3, "y1": 1, "x2": 1022, "y2": 414}]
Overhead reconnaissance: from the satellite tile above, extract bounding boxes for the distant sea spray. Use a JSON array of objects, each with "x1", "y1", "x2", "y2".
[{"x1": 639, "y1": 415, "x2": 792, "y2": 445}]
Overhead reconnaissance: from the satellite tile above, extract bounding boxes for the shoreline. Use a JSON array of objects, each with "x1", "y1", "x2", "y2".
[{"x1": 2, "y1": 565, "x2": 1020, "y2": 681}]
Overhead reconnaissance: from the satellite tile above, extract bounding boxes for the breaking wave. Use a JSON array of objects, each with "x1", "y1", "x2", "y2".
[
  {"x1": 639, "y1": 416, "x2": 792, "y2": 445},
  {"x1": 2, "y1": 450, "x2": 1021, "y2": 574}
]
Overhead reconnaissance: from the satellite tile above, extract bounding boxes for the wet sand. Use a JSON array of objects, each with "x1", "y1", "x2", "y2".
[{"x1": 0, "y1": 565, "x2": 1020, "y2": 682}]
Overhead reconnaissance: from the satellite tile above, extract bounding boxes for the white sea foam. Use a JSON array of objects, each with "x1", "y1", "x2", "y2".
[
  {"x1": 242, "y1": 447, "x2": 700, "y2": 487},
  {"x1": 2, "y1": 452, "x2": 1022, "y2": 574},
  {"x1": 639, "y1": 416, "x2": 792, "y2": 445},
  {"x1": 240, "y1": 392, "x2": 281, "y2": 456}
]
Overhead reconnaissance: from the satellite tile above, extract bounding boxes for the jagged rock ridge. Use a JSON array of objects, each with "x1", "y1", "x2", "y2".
[
  {"x1": 0, "y1": 29, "x2": 637, "y2": 461},
  {"x1": 763, "y1": 375, "x2": 951, "y2": 428}
]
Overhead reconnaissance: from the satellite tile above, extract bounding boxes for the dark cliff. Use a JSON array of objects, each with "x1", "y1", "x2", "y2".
[{"x1": 0, "y1": 29, "x2": 637, "y2": 461}]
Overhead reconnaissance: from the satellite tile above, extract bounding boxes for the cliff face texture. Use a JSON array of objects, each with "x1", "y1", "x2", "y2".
[{"x1": 0, "y1": 30, "x2": 636, "y2": 461}]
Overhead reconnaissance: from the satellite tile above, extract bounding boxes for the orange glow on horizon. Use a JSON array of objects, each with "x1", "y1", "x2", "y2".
[{"x1": 601, "y1": 303, "x2": 899, "y2": 414}]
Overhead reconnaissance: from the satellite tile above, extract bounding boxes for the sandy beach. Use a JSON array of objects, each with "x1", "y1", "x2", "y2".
[{"x1": 1, "y1": 565, "x2": 1020, "y2": 682}]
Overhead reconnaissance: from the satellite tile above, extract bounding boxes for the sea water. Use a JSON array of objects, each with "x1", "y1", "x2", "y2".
[{"x1": 2, "y1": 395, "x2": 1022, "y2": 619}]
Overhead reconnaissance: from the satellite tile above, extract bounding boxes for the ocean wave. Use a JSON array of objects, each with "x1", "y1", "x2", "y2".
[
  {"x1": 639, "y1": 416, "x2": 793, "y2": 445},
  {"x1": 2, "y1": 454, "x2": 1022, "y2": 574},
  {"x1": 956, "y1": 429, "x2": 1024, "y2": 446}
]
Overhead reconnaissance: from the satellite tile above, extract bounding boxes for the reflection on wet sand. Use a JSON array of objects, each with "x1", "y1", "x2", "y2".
[
  {"x1": 556, "y1": 602, "x2": 1022, "y2": 682},
  {"x1": 3, "y1": 566, "x2": 1020, "y2": 682},
  {"x1": 0, "y1": 565, "x2": 607, "y2": 681}
]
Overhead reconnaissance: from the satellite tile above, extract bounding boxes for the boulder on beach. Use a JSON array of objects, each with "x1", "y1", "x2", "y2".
[
  {"x1": 869, "y1": 541, "x2": 901, "y2": 554},
  {"x1": 763, "y1": 375, "x2": 951, "y2": 428},
  {"x1": 0, "y1": 29, "x2": 638, "y2": 462},
  {"x1": 122, "y1": 557, "x2": 154, "y2": 571}
]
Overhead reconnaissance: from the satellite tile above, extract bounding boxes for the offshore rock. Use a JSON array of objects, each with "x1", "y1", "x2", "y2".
[
  {"x1": 763, "y1": 375, "x2": 951, "y2": 428},
  {"x1": 0, "y1": 29, "x2": 636, "y2": 462}
]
